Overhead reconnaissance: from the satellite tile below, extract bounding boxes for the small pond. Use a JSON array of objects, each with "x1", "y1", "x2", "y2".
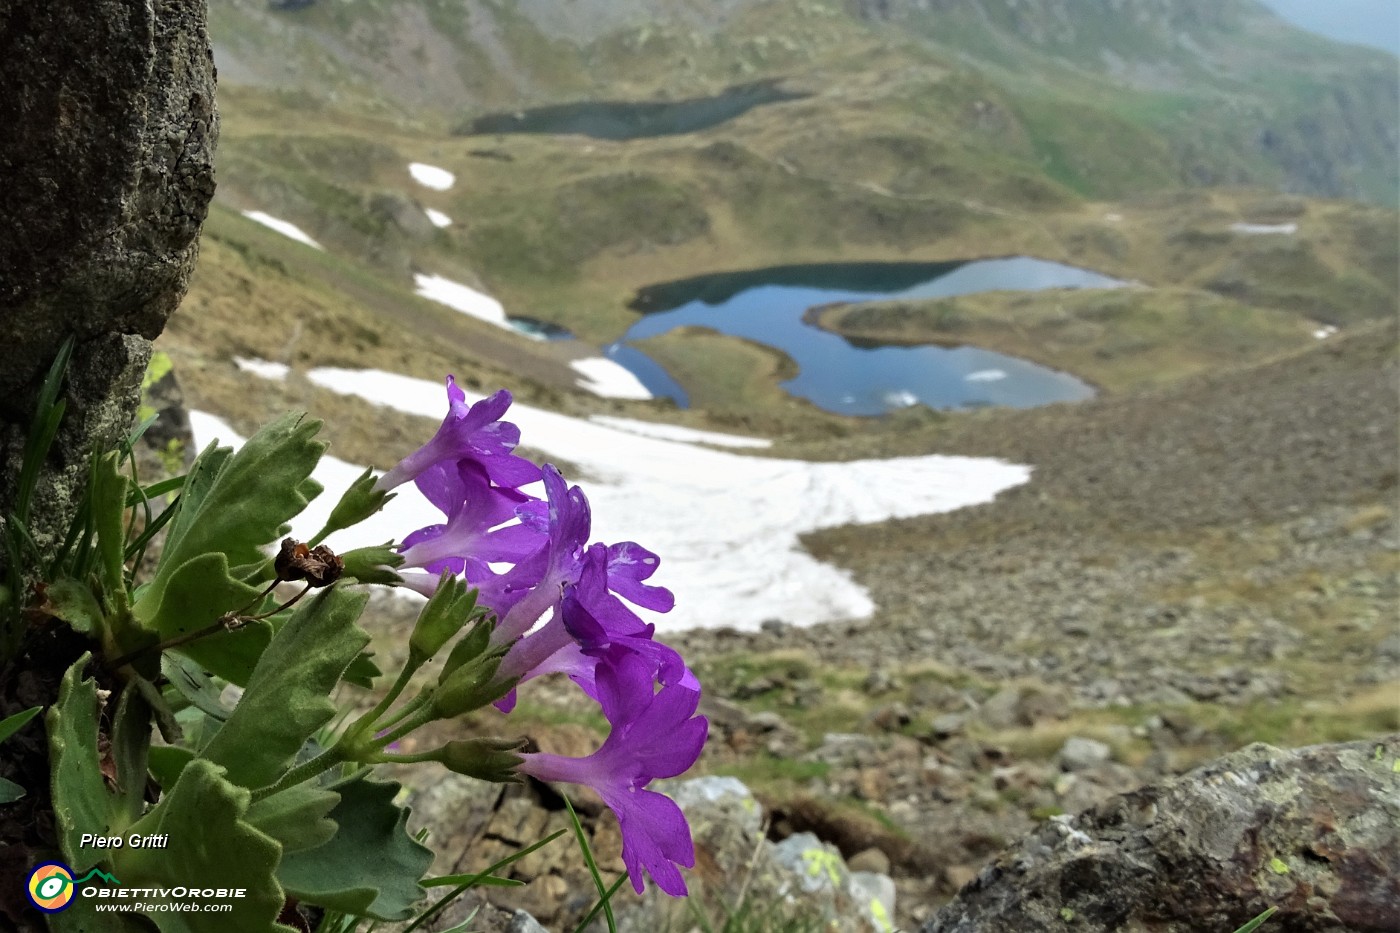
[
  {"x1": 458, "y1": 80, "x2": 806, "y2": 140},
  {"x1": 612, "y1": 257, "x2": 1127, "y2": 416}
]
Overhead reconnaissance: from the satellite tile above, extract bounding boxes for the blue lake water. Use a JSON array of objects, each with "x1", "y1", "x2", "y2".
[{"x1": 612, "y1": 257, "x2": 1127, "y2": 416}]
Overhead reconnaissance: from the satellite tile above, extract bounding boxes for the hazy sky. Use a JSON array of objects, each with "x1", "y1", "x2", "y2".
[{"x1": 1256, "y1": 0, "x2": 1400, "y2": 56}]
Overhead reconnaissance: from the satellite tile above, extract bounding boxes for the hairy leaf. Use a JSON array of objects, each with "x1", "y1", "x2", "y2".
[
  {"x1": 342, "y1": 649, "x2": 381, "y2": 690},
  {"x1": 142, "y1": 413, "x2": 325, "y2": 616},
  {"x1": 47, "y1": 653, "x2": 112, "y2": 861},
  {"x1": 91, "y1": 452, "x2": 129, "y2": 608},
  {"x1": 201, "y1": 588, "x2": 370, "y2": 790},
  {"x1": 148, "y1": 746, "x2": 195, "y2": 792},
  {"x1": 109, "y1": 687, "x2": 152, "y2": 830},
  {"x1": 162, "y1": 653, "x2": 237, "y2": 723},
  {"x1": 114, "y1": 759, "x2": 285, "y2": 933},
  {"x1": 278, "y1": 776, "x2": 432, "y2": 921},
  {"x1": 135, "y1": 552, "x2": 267, "y2": 685},
  {"x1": 41, "y1": 578, "x2": 104, "y2": 635},
  {"x1": 245, "y1": 783, "x2": 340, "y2": 854}
]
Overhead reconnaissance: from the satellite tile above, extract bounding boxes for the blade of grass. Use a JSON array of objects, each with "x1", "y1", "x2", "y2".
[
  {"x1": 130, "y1": 475, "x2": 187, "y2": 504},
  {"x1": 1232, "y1": 907, "x2": 1277, "y2": 933},
  {"x1": 573, "y1": 874, "x2": 627, "y2": 933},
  {"x1": 125, "y1": 412, "x2": 159, "y2": 450},
  {"x1": 0, "y1": 706, "x2": 43, "y2": 745},
  {"x1": 564, "y1": 795, "x2": 617, "y2": 933},
  {"x1": 406, "y1": 829, "x2": 567, "y2": 932}
]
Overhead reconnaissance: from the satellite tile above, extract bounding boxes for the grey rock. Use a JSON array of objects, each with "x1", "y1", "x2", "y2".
[
  {"x1": 773, "y1": 832, "x2": 849, "y2": 895},
  {"x1": 1058, "y1": 736, "x2": 1112, "y2": 772},
  {"x1": 849, "y1": 871, "x2": 898, "y2": 931},
  {"x1": 922, "y1": 735, "x2": 1400, "y2": 933},
  {"x1": 0, "y1": 0, "x2": 217, "y2": 574},
  {"x1": 505, "y1": 909, "x2": 548, "y2": 933}
]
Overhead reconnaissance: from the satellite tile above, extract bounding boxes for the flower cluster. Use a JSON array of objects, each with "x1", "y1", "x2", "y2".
[{"x1": 375, "y1": 377, "x2": 707, "y2": 896}]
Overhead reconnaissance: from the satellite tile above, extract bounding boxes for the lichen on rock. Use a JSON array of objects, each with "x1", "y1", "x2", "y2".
[{"x1": 922, "y1": 735, "x2": 1400, "y2": 933}]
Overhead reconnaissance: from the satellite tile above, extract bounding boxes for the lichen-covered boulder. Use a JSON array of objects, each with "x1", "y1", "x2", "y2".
[
  {"x1": 0, "y1": 0, "x2": 217, "y2": 568},
  {"x1": 922, "y1": 735, "x2": 1400, "y2": 932}
]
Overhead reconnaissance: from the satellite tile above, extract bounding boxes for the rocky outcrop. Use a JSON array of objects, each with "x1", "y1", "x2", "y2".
[
  {"x1": 0, "y1": 0, "x2": 217, "y2": 570},
  {"x1": 922, "y1": 736, "x2": 1400, "y2": 933},
  {"x1": 394, "y1": 773, "x2": 897, "y2": 932}
]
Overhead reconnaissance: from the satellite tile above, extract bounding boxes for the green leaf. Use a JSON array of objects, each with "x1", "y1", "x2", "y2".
[
  {"x1": 135, "y1": 552, "x2": 268, "y2": 685},
  {"x1": 0, "y1": 704, "x2": 42, "y2": 745},
  {"x1": 245, "y1": 783, "x2": 340, "y2": 854},
  {"x1": 1232, "y1": 907, "x2": 1278, "y2": 933},
  {"x1": 114, "y1": 759, "x2": 285, "y2": 933},
  {"x1": 201, "y1": 588, "x2": 370, "y2": 790},
  {"x1": 41, "y1": 578, "x2": 105, "y2": 635},
  {"x1": 109, "y1": 687, "x2": 152, "y2": 830},
  {"x1": 157, "y1": 412, "x2": 325, "y2": 577},
  {"x1": 342, "y1": 650, "x2": 382, "y2": 690},
  {"x1": 0, "y1": 776, "x2": 27, "y2": 803},
  {"x1": 162, "y1": 653, "x2": 237, "y2": 723},
  {"x1": 47, "y1": 653, "x2": 113, "y2": 861},
  {"x1": 278, "y1": 775, "x2": 432, "y2": 921},
  {"x1": 148, "y1": 746, "x2": 195, "y2": 792},
  {"x1": 92, "y1": 452, "x2": 130, "y2": 606}
]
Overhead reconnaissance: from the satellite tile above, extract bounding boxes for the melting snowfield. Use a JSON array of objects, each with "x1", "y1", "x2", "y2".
[
  {"x1": 408, "y1": 162, "x2": 455, "y2": 190},
  {"x1": 413, "y1": 273, "x2": 508, "y2": 327},
  {"x1": 197, "y1": 367, "x2": 1030, "y2": 631},
  {"x1": 569, "y1": 358, "x2": 653, "y2": 400},
  {"x1": 240, "y1": 211, "x2": 323, "y2": 250}
]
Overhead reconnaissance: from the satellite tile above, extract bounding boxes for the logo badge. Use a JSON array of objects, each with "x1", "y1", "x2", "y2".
[{"x1": 26, "y1": 862, "x2": 76, "y2": 913}]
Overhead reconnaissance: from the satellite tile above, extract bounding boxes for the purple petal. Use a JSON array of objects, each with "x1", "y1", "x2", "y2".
[{"x1": 604, "y1": 787, "x2": 695, "y2": 896}]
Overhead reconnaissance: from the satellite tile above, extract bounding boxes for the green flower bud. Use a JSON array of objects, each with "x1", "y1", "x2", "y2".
[
  {"x1": 429, "y1": 738, "x2": 526, "y2": 783},
  {"x1": 437, "y1": 614, "x2": 495, "y2": 683},
  {"x1": 321, "y1": 467, "x2": 394, "y2": 539},
  {"x1": 339, "y1": 543, "x2": 405, "y2": 586},
  {"x1": 431, "y1": 654, "x2": 514, "y2": 719},
  {"x1": 410, "y1": 573, "x2": 477, "y2": 660}
]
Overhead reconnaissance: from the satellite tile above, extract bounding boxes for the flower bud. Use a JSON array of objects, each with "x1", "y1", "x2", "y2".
[
  {"x1": 339, "y1": 543, "x2": 406, "y2": 586},
  {"x1": 438, "y1": 615, "x2": 495, "y2": 683},
  {"x1": 322, "y1": 467, "x2": 395, "y2": 538},
  {"x1": 431, "y1": 654, "x2": 514, "y2": 720},
  {"x1": 410, "y1": 573, "x2": 478, "y2": 660},
  {"x1": 428, "y1": 738, "x2": 526, "y2": 783}
]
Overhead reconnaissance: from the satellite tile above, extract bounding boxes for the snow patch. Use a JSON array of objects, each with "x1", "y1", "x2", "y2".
[
  {"x1": 240, "y1": 211, "x2": 322, "y2": 250},
  {"x1": 1230, "y1": 222, "x2": 1298, "y2": 236},
  {"x1": 1313, "y1": 324, "x2": 1339, "y2": 340},
  {"x1": 408, "y1": 162, "x2": 455, "y2": 191},
  {"x1": 413, "y1": 273, "x2": 507, "y2": 327},
  {"x1": 424, "y1": 208, "x2": 453, "y2": 228},
  {"x1": 589, "y1": 416, "x2": 771, "y2": 449},
  {"x1": 569, "y1": 358, "x2": 653, "y2": 400},
  {"x1": 234, "y1": 357, "x2": 290, "y2": 381},
  {"x1": 965, "y1": 369, "x2": 1007, "y2": 383}
]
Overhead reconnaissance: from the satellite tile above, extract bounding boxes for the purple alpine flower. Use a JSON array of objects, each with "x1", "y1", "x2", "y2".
[
  {"x1": 517, "y1": 649, "x2": 708, "y2": 896},
  {"x1": 495, "y1": 541, "x2": 691, "y2": 710},
  {"x1": 489, "y1": 465, "x2": 591, "y2": 642},
  {"x1": 375, "y1": 379, "x2": 540, "y2": 494},
  {"x1": 398, "y1": 460, "x2": 543, "y2": 589}
]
